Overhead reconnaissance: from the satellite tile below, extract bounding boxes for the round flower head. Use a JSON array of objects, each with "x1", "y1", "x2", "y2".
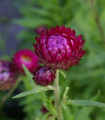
[
  {"x1": 34, "y1": 26, "x2": 86, "y2": 70},
  {"x1": 14, "y1": 49, "x2": 39, "y2": 73},
  {"x1": 0, "y1": 60, "x2": 17, "y2": 91},
  {"x1": 33, "y1": 66, "x2": 55, "y2": 86}
]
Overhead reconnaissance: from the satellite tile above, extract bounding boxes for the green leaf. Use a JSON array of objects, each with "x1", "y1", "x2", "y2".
[
  {"x1": 14, "y1": 65, "x2": 54, "y2": 99},
  {"x1": 66, "y1": 99, "x2": 105, "y2": 108},
  {"x1": 59, "y1": 69, "x2": 66, "y2": 78},
  {"x1": 62, "y1": 86, "x2": 70, "y2": 100},
  {"x1": 20, "y1": 7, "x2": 51, "y2": 17},
  {"x1": 85, "y1": 52, "x2": 105, "y2": 68},
  {"x1": 22, "y1": 65, "x2": 36, "y2": 88},
  {"x1": 75, "y1": 107, "x2": 92, "y2": 120},
  {"x1": 48, "y1": 97, "x2": 56, "y2": 116},
  {"x1": 13, "y1": 87, "x2": 50, "y2": 99},
  {"x1": 62, "y1": 104, "x2": 74, "y2": 120},
  {"x1": 13, "y1": 18, "x2": 53, "y2": 28},
  {"x1": 75, "y1": 90, "x2": 101, "y2": 120}
]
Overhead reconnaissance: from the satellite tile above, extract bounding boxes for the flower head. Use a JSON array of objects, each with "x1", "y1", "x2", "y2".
[
  {"x1": 34, "y1": 26, "x2": 85, "y2": 70},
  {"x1": 14, "y1": 49, "x2": 39, "y2": 73},
  {"x1": 0, "y1": 60, "x2": 17, "y2": 91},
  {"x1": 33, "y1": 66, "x2": 55, "y2": 86}
]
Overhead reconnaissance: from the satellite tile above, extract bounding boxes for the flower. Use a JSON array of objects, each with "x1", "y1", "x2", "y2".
[
  {"x1": 34, "y1": 26, "x2": 85, "y2": 70},
  {"x1": 0, "y1": 60, "x2": 17, "y2": 91},
  {"x1": 33, "y1": 66, "x2": 55, "y2": 86},
  {"x1": 14, "y1": 49, "x2": 39, "y2": 73},
  {"x1": 35, "y1": 26, "x2": 47, "y2": 35}
]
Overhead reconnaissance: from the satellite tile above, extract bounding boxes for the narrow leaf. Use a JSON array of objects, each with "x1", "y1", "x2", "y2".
[
  {"x1": 59, "y1": 69, "x2": 66, "y2": 78},
  {"x1": 22, "y1": 65, "x2": 36, "y2": 88},
  {"x1": 75, "y1": 90, "x2": 101, "y2": 120},
  {"x1": 13, "y1": 87, "x2": 49, "y2": 99},
  {"x1": 66, "y1": 99, "x2": 105, "y2": 108},
  {"x1": 14, "y1": 18, "x2": 53, "y2": 28}
]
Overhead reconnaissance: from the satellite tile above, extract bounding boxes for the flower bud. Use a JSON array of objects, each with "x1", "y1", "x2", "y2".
[{"x1": 33, "y1": 66, "x2": 55, "y2": 86}]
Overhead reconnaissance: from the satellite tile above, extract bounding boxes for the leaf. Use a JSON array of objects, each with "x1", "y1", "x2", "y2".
[
  {"x1": 59, "y1": 69, "x2": 66, "y2": 78},
  {"x1": 13, "y1": 87, "x2": 50, "y2": 99},
  {"x1": 13, "y1": 18, "x2": 53, "y2": 28},
  {"x1": 62, "y1": 104, "x2": 74, "y2": 120},
  {"x1": 62, "y1": 86, "x2": 70, "y2": 100},
  {"x1": 14, "y1": 65, "x2": 52, "y2": 101},
  {"x1": 48, "y1": 97, "x2": 56, "y2": 116},
  {"x1": 66, "y1": 99, "x2": 105, "y2": 108},
  {"x1": 85, "y1": 52, "x2": 105, "y2": 68},
  {"x1": 75, "y1": 90, "x2": 101, "y2": 120},
  {"x1": 75, "y1": 107, "x2": 92, "y2": 120},
  {"x1": 20, "y1": 7, "x2": 51, "y2": 17},
  {"x1": 22, "y1": 65, "x2": 36, "y2": 88}
]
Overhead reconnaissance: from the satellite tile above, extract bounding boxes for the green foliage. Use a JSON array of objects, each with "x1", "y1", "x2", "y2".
[
  {"x1": 59, "y1": 69, "x2": 66, "y2": 79},
  {"x1": 13, "y1": 87, "x2": 50, "y2": 99},
  {"x1": 66, "y1": 99, "x2": 105, "y2": 108},
  {"x1": 74, "y1": 90, "x2": 101, "y2": 120},
  {"x1": 16, "y1": 65, "x2": 55, "y2": 120},
  {"x1": 13, "y1": 65, "x2": 54, "y2": 98},
  {"x1": 22, "y1": 65, "x2": 36, "y2": 88}
]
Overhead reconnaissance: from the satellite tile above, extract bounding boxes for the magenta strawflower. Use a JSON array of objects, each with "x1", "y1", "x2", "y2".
[
  {"x1": 14, "y1": 49, "x2": 39, "y2": 73},
  {"x1": 0, "y1": 60, "x2": 17, "y2": 91},
  {"x1": 33, "y1": 66, "x2": 55, "y2": 86},
  {"x1": 34, "y1": 26, "x2": 85, "y2": 70},
  {"x1": 35, "y1": 26, "x2": 47, "y2": 35}
]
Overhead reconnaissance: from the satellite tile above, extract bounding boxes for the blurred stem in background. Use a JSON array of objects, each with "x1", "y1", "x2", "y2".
[
  {"x1": 87, "y1": 0, "x2": 105, "y2": 45},
  {"x1": 0, "y1": 77, "x2": 22, "y2": 109},
  {"x1": 0, "y1": 34, "x2": 5, "y2": 54},
  {"x1": 54, "y1": 70, "x2": 64, "y2": 120}
]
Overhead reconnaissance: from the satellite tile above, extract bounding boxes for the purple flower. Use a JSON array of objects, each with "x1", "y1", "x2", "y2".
[
  {"x1": 34, "y1": 26, "x2": 86, "y2": 70},
  {"x1": 0, "y1": 60, "x2": 17, "y2": 91}
]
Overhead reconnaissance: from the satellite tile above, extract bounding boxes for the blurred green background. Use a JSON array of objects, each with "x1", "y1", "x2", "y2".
[{"x1": 0, "y1": 0, "x2": 105, "y2": 120}]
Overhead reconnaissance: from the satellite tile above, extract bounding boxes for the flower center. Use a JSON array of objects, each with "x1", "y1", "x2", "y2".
[
  {"x1": 22, "y1": 55, "x2": 31, "y2": 62},
  {"x1": 48, "y1": 35, "x2": 68, "y2": 47}
]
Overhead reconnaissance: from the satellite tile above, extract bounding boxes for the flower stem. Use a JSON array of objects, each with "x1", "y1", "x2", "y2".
[
  {"x1": 54, "y1": 69, "x2": 63, "y2": 120},
  {"x1": 0, "y1": 77, "x2": 21, "y2": 109},
  {"x1": 87, "y1": 0, "x2": 105, "y2": 44}
]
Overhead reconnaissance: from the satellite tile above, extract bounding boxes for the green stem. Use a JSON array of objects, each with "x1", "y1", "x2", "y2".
[
  {"x1": 0, "y1": 77, "x2": 21, "y2": 109},
  {"x1": 88, "y1": 0, "x2": 105, "y2": 44},
  {"x1": 54, "y1": 70, "x2": 63, "y2": 120}
]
